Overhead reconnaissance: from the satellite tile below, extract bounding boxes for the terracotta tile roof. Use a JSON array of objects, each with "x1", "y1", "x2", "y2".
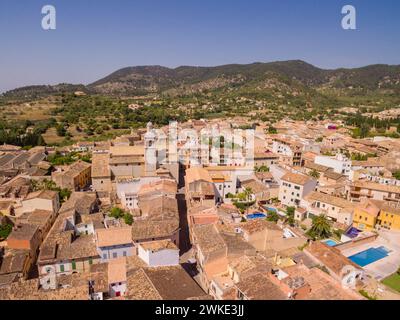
[
  {"x1": 125, "y1": 268, "x2": 162, "y2": 300},
  {"x1": 21, "y1": 209, "x2": 53, "y2": 228},
  {"x1": 96, "y1": 227, "x2": 132, "y2": 247},
  {"x1": 255, "y1": 172, "x2": 273, "y2": 180},
  {"x1": 305, "y1": 191, "x2": 354, "y2": 209},
  {"x1": 324, "y1": 170, "x2": 345, "y2": 180},
  {"x1": 0, "y1": 273, "x2": 90, "y2": 300},
  {"x1": 236, "y1": 273, "x2": 287, "y2": 300},
  {"x1": 59, "y1": 160, "x2": 91, "y2": 179},
  {"x1": 138, "y1": 195, "x2": 178, "y2": 220},
  {"x1": 64, "y1": 235, "x2": 99, "y2": 260},
  {"x1": 59, "y1": 192, "x2": 97, "y2": 215},
  {"x1": 352, "y1": 160, "x2": 383, "y2": 167},
  {"x1": 241, "y1": 179, "x2": 270, "y2": 195},
  {"x1": 186, "y1": 167, "x2": 212, "y2": 184},
  {"x1": 7, "y1": 224, "x2": 39, "y2": 241},
  {"x1": 240, "y1": 219, "x2": 281, "y2": 235},
  {"x1": 304, "y1": 160, "x2": 330, "y2": 173},
  {"x1": 108, "y1": 257, "x2": 127, "y2": 284},
  {"x1": 131, "y1": 220, "x2": 179, "y2": 241},
  {"x1": 305, "y1": 242, "x2": 362, "y2": 276},
  {"x1": 192, "y1": 224, "x2": 226, "y2": 255},
  {"x1": 91, "y1": 153, "x2": 110, "y2": 178},
  {"x1": 126, "y1": 266, "x2": 208, "y2": 300},
  {"x1": 0, "y1": 251, "x2": 29, "y2": 274},
  {"x1": 140, "y1": 240, "x2": 178, "y2": 252},
  {"x1": 281, "y1": 172, "x2": 313, "y2": 186},
  {"x1": 353, "y1": 181, "x2": 400, "y2": 194},
  {"x1": 24, "y1": 189, "x2": 58, "y2": 201},
  {"x1": 138, "y1": 179, "x2": 177, "y2": 197},
  {"x1": 282, "y1": 264, "x2": 362, "y2": 300}
]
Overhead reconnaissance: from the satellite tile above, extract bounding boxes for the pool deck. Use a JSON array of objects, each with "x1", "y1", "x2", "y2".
[{"x1": 339, "y1": 231, "x2": 400, "y2": 280}]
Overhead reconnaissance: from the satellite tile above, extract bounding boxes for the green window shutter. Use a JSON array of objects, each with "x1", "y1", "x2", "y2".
[
  {"x1": 60, "y1": 265, "x2": 64, "y2": 272},
  {"x1": 72, "y1": 261, "x2": 76, "y2": 270}
]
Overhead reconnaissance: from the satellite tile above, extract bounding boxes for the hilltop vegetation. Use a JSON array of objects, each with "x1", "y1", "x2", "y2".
[{"x1": 1, "y1": 60, "x2": 400, "y2": 148}]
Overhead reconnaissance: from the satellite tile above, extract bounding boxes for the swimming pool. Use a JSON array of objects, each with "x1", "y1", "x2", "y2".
[
  {"x1": 348, "y1": 246, "x2": 390, "y2": 267},
  {"x1": 324, "y1": 239, "x2": 338, "y2": 247},
  {"x1": 246, "y1": 213, "x2": 266, "y2": 220}
]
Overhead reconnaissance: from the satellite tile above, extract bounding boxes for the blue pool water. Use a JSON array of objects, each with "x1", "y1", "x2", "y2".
[
  {"x1": 264, "y1": 207, "x2": 277, "y2": 213},
  {"x1": 324, "y1": 239, "x2": 338, "y2": 247},
  {"x1": 348, "y1": 246, "x2": 390, "y2": 267},
  {"x1": 246, "y1": 213, "x2": 267, "y2": 220}
]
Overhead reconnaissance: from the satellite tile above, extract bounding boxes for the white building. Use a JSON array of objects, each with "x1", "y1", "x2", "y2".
[
  {"x1": 137, "y1": 240, "x2": 179, "y2": 267},
  {"x1": 116, "y1": 176, "x2": 161, "y2": 211},
  {"x1": 279, "y1": 172, "x2": 317, "y2": 207},
  {"x1": 315, "y1": 154, "x2": 351, "y2": 176}
]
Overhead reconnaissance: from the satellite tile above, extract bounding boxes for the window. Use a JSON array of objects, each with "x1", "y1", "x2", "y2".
[
  {"x1": 89, "y1": 258, "x2": 93, "y2": 265},
  {"x1": 60, "y1": 265, "x2": 65, "y2": 272},
  {"x1": 113, "y1": 252, "x2": 118, "y2": 258},
  {"x1": 72, "y1": 261, "x2": 76, "y2": 270},
  {"x1": 123, "y1": 251, "x2": 127, "y2": 257},
  {"x1": 103, "y1": 254, "x2": 107, "y2": 260}
]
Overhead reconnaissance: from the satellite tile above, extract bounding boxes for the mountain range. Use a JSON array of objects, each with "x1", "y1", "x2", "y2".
[{"x1": 3, "y1": 60, "x2": 400, "y2": 99}]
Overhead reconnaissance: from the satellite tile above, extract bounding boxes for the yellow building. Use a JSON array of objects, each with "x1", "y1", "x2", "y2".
[
  {"x1": 377, "y1": 203, "x2": 400, "y2": 231},
  {"x1": 353, "y1": 199, "x2": 380, "y2": 231}
]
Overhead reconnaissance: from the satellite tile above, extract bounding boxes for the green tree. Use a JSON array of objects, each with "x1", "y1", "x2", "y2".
[
  {"x1": 243, "y1": 188, "x2": 253, "y2": 202},
  {"x1": 123, "y1": 214, "x2": 133, "y2": 226},
  {"x1": 309, "y1": 214, "x2": 331, "y2": 239},
  {"x1": 393, "y1": 170, "x2": 400, "y2": 180},
  {"x1": 59, "y1": 188, "x2": 72, "y2": 202},
  {"x1": 309, "y1": 169, "x2": 320, "y2": 179},
  {"x1": 266, "y1": 210, "x2": 279, "y2": 223},
  {"x1": 0, "y1": 224, "x2": 12, "y2": 240},
  {"x1": 56, "y1": 124, "x2": 67, "y2": 137},
  {"x1": 255, "y1": 165, "x2": 269, "y2": 173},
  {"x1": 109, "y1": 207, "x2": 125, "y2": 219},
  {"x1": 268, "y1": 126, "x2": 277, "y2": 134},
  {"x1": 286, "y1": 206, "x2": 295, "y2": 226}
]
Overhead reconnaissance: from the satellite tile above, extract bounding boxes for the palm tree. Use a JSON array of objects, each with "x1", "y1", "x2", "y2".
[
  {"x1": 309, "y1": 169, "x2": 320, "y2": 179},
  {"x1": 243, "y1": 187, "x2": 253, "y2": 202},
  {"x1": 243, "y1": 187, "x2": 253, "y2": 214},
  {"x1": 310, "y1": 214, "x2": 331, "y2": 239}
]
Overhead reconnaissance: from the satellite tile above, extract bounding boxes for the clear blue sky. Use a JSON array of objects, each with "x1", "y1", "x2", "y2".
[{"x1": 0, "y1": 0, "x2": 399, "y2": 93}]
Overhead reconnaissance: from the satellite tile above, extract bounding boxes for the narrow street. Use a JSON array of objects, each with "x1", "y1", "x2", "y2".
[{"x1": 177, "y1": 164, "x2": 191, "y2": 256}]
